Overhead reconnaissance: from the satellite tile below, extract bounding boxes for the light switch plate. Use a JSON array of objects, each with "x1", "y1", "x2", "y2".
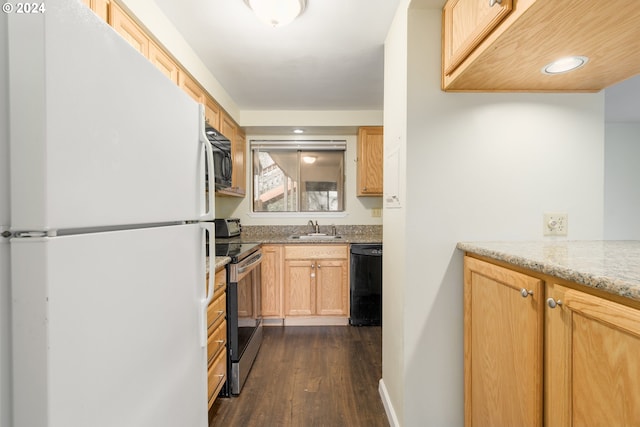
[
  {"x1": 371, "y1": 208, "x2": 382, "y2": 218},
  {"x1": 543, "y1": 213, "x2": 568, "y2": 236}
]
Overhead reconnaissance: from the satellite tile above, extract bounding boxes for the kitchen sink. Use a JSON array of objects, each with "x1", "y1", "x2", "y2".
[{"x1": 288, "y1": 234, "x2": 342, "y2": 240}]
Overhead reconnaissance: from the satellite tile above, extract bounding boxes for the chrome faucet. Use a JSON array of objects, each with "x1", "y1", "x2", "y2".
[{"x1": 308, "y1": 220, "x2": 320, "y2": 234}]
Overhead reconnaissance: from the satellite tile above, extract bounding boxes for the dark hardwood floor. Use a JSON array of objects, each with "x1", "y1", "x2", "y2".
[{"x1": 209, "y1": 326, "x2": 388, "y2": 427}]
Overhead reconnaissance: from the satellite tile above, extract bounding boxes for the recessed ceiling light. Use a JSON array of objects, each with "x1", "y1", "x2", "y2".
[
  {"x1": 293, "y1": 129, "x2": 304, "y2": 134},
  {"x1": 541, "y1": 56, "x2": 589, "y2": 75},
  {"x1": 302, "y1": 156, "x2": 316, "y2": 164}
]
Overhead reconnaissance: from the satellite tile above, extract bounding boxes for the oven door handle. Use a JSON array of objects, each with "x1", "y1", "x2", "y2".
[{"x1": 237, "y1": 252, "x2": 263, "y2": 275}]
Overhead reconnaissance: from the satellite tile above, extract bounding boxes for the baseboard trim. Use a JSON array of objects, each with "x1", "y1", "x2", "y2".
[{"x1": 379, "y1": 378, "x2": 400, "y2": 427}]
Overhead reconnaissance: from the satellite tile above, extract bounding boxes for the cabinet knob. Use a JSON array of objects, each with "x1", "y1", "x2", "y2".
[
  {"x1": 489, "y1": 0, "x2": 502, "y2": 6},
  {"x1": 317, "y1": 264, "x2": 321, "y2": 269},
  {"x1": 520, "y1": 288, "x2": 534, "y2": 298},
  {"x1": 546, "y1": 298, "x2": 563, "y2": 309}
]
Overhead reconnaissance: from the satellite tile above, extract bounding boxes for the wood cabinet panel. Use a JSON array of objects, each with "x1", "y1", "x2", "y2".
[
  {"x1": 178, "y1": 72, "x2": 205, "y2": 105},
  {"x1": 284, "y1": 260, "x2": 315, "y2": 316},
  {"x1": 316, "y1": 260, "x2": 348, "y2": 316},
  {"x1": 82, "y1": 0, "x2": 109, "y2": 22},
  {"x1": 207, "y1": 348, "x2": 226, "y2": 408},
  {"x1": 357, "y1": 126, "x2": 383, "y2": 196},
  {"x1": 464, "y1": 256, "x2": 543, "y2": 427},
  {"x1": 206, "y1": 319, "x2": 226, "y2": 366},
  {"x1": 109, "y1": 2, "x2": 149, "y2": 57},
  {"x1": 546, "y1": 283, "x2": 640, "y2": 427},
  {"x1": 204, "y1": 97, "x2": 221, "y2": 130},
  {"x1": 149, "y1": 41, "x2": 179, "y2": 84},
  {"x1": 206, "y1": 289, "x2": 226, "y2": 334},
  {"x1": 442, "y1": 0, "x2": 513, "y2": 75},
  {"x1": 284, "y1": 245, "x2": 347, "y2": 260},
  {"x1": 261, "y1": 245, "x2": 283, "y2": 318}
]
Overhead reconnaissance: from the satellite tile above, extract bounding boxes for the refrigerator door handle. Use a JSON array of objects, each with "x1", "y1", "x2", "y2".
[
  {"x1": 200, "y1": 222, "x2": 216, "y2": 347},
  {"x1": 199, "y1": 105, "x2": 215, "y2": 221}
]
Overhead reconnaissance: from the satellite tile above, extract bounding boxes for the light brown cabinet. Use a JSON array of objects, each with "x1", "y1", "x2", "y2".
[
  {"x1": 465, "y1": 255, "x2": 640, "y2": 427},
  {"x1": 178, "y1": 72, "x2": 205, "y2": 105},
  {"x1": 442, "y1": 0, "x2": 640, "y2": 92},
  {"x1": 463, "y1": 256, "x2": 543, "y2": 427},
  {"x1": 82, "y1": 0, "x2": 109, "y2": 22},
  {"x1": 204, "y1": 97, "x2": 221, "y2": 131},
  {"x1": 216, "y1": 111, "x2": 246, "y2": 197},
  {"x1": 149, "y1": 41, "x2": 179, "y2": 84},
  {"x1": 109, "y1": 2, "x2": 149, "y2": 57},
  {"x1": 206, "y1": 267, "x2": 227, "y2": 409},
  {"x1": 545, "y1": 283, "x2": 640, "y2": 427},
  {"x1": 442, "y1": 0, "x2": 512, "y2": 76},
  {"x1": 261, "y1": 245, "x2": 283, "y2": 318},
  {"x1": 357, "y1": 126, "x2": 384, "y2": 197},
  {"x1": 284, "y1": 245, "x2": 349, "y2": 318}
]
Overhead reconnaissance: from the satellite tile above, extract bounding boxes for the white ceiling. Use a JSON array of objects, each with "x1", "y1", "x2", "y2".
[{"x1": 152, "y1": 0, "x2": 639, "y2": 124}]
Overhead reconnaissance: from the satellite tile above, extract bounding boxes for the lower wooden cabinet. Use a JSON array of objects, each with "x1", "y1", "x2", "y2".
[
  {"x1": 284, "y1": 245, "x2": 349, "y2": 318},
  {"x1": 464, "y1": 256, "x2": 544, "y2": 427},
  {"x1": 545, "y1": 283, "x2": 640, "y2": 427},
  {"x1": 465, "y1": 255, "x2": 640, "y2": 427},
  {"x1": 261, "y1": 245, "x2": 283, "y2": 318},
  {"x1": 206, "y1": 267, "x2": 227, "y2": 409}
]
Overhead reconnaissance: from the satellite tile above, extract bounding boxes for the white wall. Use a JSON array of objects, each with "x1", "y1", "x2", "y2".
[
  {"x1": 382, "y1": 3, "x2": 605, "y2": 426},
  {"x1": 604, "y1": 122, "x2": 640, "y2": 239},
  {"x1": 380, "y1": 1, "x2": 409, "y2": 426},
  {"x1": 215, "y1": 133, "x2": 383, "y2": 225}
]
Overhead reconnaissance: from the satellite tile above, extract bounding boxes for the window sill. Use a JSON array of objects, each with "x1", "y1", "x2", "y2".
[{"x1": 247, "y1": 211, "x2": 349, "y2": 219}]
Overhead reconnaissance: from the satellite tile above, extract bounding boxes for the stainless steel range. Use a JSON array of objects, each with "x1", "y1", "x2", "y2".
[{"x1": 215, "y1": 240, "x2": 263, "y2": 395}]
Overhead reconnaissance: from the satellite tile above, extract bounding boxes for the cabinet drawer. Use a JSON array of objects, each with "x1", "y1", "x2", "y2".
[
  {"x1": 284, "y1": 245, "x2": 347, "y2": 260},
  {"x1": 207, "y1": 348, "x2": 226, "y2": 408},
  {"x1": 207, "y1": 290, "x2": 226, "y2": 333},
  {"x1": 207, "y1": 319, "x2": 226, "y2": 365}
]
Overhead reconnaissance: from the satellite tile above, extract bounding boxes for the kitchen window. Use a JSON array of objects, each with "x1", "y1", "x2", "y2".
[{"x1": 251, "y1": 140, "x2": 346, "y2": 213}]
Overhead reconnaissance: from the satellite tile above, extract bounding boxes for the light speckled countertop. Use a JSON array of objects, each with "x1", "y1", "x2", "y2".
[{"x1": 457, "y1": 241, "x2": 640, "y2": 303}]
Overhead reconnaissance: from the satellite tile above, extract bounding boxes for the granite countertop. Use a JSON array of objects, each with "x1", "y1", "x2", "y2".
[
  {"x1": 457, "y1": 241, "x2": 640, "y2": 304},
  {"x1": 218, "y1": 224, "x2": 382, "y2": 245}
]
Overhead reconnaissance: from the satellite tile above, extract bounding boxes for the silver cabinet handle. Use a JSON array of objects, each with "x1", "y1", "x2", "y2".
[
  {"x1": 520, "y1": 288, "x2": 533, "y2": 298},
  {"x1": 547, "y1": 298, "x2": 563, "y2": 308},
  {"x1": 317, "y1": 264, "x2": 321, "y2": 269},
  {"x1": 489, "y1": 0, "x2": 502, "y2": 6}
]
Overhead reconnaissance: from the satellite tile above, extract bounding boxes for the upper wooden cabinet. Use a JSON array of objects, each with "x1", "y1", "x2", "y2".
[
  {"x1": 442, "y1": 0, "x2": 640, "y2": 92},
  {"x1": 216, "y1": 111, "x2": 246, "y2": 197},
  {"x1": 82, "y1": 0, "x2": 109, "y2": 22},
  {"x1": 357, "y1": 126, "x2": 383, "y2": 197},
  {"x1": 204, "y1": 97, "x2": 221, "y2": 130},
  {"x1": 109, "y1": 2, "x2": 148, "y2": 57},
  {"x1": 149, "y1": 41, "x2": 179, "y2": 84},
  {"x1": 179, "y1": 72, "x2": 205, "y2": 105},
  {"x1": 442, "y1": 0, "x2": 512, "y2": 76}
]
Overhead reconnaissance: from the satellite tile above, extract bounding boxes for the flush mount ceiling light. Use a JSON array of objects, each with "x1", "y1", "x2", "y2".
[
  {"x1": 302, "y1": 155, "x2": 316, "y2": 164},
  {"x1": 293, "y1": 128, "x2": 304, "y2": 134},
  {"x1": 243, "y1": 0, "x2": 307, "y2": 27},
  {"x1": 541, "y1": 56, "x2": 589, "y2": 75}
]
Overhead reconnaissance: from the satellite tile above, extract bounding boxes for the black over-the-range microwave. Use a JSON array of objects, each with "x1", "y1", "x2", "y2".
[{"x1": 205, "y1": 123, "x2": 232, "y2": 190}]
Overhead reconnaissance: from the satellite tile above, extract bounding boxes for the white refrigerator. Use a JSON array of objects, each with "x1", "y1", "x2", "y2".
[{"x1": 2, "y1": 1, "x2": 216, "y2": 426}]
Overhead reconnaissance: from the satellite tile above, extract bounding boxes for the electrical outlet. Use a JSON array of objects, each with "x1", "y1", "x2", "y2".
[
  {"x1": 543, "y1": 213, "x2": 568, "y2": 236},
  {"x1": 371, "y1": 208, "x2": 382, "y2": 218}
]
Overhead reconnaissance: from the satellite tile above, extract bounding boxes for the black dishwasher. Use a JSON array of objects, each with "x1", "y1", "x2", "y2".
[{"x1": 349, "y1": 244, "x2": 382, "y2": 326}]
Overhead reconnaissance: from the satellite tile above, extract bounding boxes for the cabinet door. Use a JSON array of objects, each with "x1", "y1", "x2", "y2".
[
  {"x1": 149, "y1": 41, "x2": 179, "y2": 84},
  {"x1": 442, "y1": 0, "x2": 513, "y2": 75},
  {"x1": 109, "y1": 2, "x2": 149, "y2": 57},
  {"x1": 284, "y1": 260, "x2": 315, "y2": 316},
  {"x1": 545, "y1": 284, "x2": 640, "y2": 427},
  {"x1": 179, "y1": 72, "x2": 205, "y2": 105},
  {"x1": 233, "y1": 129, "x2": 246, "y2": 194},
  {"x1": 464, "y1": 256, "x2": 543, "y2": 427},
  {"x1": 357, "y1": 126, "x2": 383, "y2": 196},
  {"x1": 261, "y1": 245, "x2": 283, "y2": 318},
  {"x1": 204, "y1": 97, "x2": 221, "y2": 130},
  {"x1": 316, "y1": 259, "x2": 348, "y2": 316}
]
